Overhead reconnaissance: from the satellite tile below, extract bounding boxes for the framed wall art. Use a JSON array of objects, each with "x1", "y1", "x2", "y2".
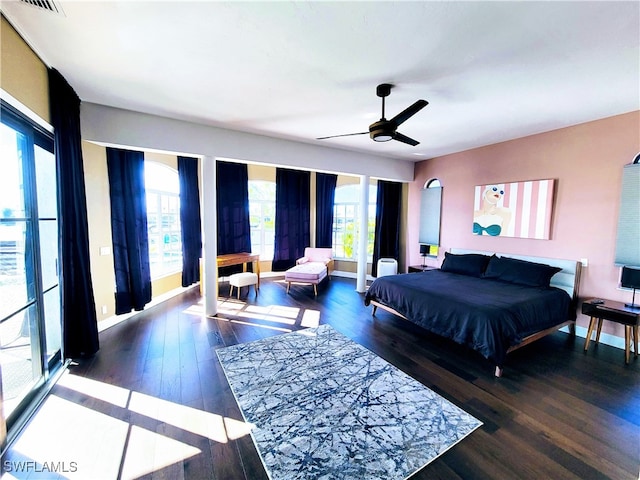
[{"x1": 473, "y1": 179, "x2": 555, "y2": 239}]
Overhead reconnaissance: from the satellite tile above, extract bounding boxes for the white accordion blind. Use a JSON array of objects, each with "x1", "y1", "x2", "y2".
[
  {"x1": 419, "y1": 186, "x2": 442, "y2": 246},
  {"x1": 614, "y1": 162, "x2": 640, "y2": 267}
]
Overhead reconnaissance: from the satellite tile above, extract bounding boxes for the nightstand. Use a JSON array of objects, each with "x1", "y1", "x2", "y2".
[
  {"x1": 582, "y1": 299, "x2": 640, "y2": 364},
  {"x1": 408, "y1": 265, "x2": 436, "y2": 273}
]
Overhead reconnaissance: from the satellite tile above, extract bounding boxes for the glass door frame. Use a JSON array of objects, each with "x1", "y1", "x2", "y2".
[{"x1": 1, "y1": 97, "x2": 64, "y2": 451}]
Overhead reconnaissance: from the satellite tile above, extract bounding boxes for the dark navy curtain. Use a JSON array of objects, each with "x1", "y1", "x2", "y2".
[
  {"x1": 216, "y1": 161, "x2": 251, "y2": 275},
  {"x1": 315, "y1": 172, "x2": 337, "y2": 249},
  {"x1": 106, "y1": 147, "x2": 152, "y2": 314},
  {"x1": 178, "y1": 156, "x2": 201, "y2": 287},
  {"x1": 272, "y1": 168, "x2": 310, "y2": 271},
  {"x1": 48, "y1": 68, "x2": 99, "y2": 358},
  {"x1": 372, "y1": 180, "x2": 402, "y2": 277}
]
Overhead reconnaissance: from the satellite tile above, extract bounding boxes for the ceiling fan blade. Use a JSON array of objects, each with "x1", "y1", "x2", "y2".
[
  {"x1": 316, "y1": 132, "x2": 368, "y2": 140},
  {"x1": 390, "y1": 99, "x2": 428, "y2": 127},
  {"x1": 393, "y1": 132, "x2": 420, "y2": 146}
]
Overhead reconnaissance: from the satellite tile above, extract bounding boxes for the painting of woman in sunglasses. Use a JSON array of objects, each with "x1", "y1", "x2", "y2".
[{"x1": 473, "y1": 185, "x2": 512, "y2": 236}]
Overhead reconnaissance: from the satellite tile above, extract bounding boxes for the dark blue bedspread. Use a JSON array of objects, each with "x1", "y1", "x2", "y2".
[{"x1": 364, "y1": 270, "x2": 571, "y2": 366}]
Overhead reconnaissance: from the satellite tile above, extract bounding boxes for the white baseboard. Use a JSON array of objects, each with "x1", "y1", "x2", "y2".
[
  {"x1": 560, "y1": 325, "x2": 625, "y2": 350},
  {"x1": 331, "y1": 270, "x2": 376, "y2": 281},
  {"x1": 98, "y1": 284, "x2": 198, "y2": 332}
]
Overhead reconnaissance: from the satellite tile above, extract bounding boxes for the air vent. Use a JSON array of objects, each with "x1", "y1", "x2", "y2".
[{"x1": 19, "y1": 0, "x2": 63, "y2": 14}]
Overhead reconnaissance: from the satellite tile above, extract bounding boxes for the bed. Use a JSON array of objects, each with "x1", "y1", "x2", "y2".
[{"x1": 364, "y1": 249, "x2": 582, "y2": 377}]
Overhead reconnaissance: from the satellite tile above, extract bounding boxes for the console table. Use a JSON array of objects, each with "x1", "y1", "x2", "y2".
[{"x1": 582, "y1": 299, "x2": 639, "y2": 364}]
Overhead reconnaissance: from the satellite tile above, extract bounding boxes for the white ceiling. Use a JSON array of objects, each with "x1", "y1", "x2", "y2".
[{"x1": 2, "y1": 1, "x2": 639, "y2": 161}]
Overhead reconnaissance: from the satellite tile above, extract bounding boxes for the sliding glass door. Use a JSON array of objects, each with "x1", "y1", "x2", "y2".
[{"x1": 0, "y1": 101, "x2": 62, "y2": 443}]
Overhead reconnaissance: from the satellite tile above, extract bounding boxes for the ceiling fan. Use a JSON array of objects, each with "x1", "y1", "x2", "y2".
[{"x1": 317, "y1": 83, "x2": 428, "y2": 146}]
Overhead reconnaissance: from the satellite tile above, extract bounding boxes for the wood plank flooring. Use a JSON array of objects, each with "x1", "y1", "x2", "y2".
[{"x1": 2, "y1": 276, "x2": 639, "y2": 479}]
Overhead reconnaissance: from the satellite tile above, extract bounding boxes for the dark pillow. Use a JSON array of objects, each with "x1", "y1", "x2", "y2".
[
  {"x1": 440, "y1": 252, "x2": 491, "y2": 278},
  {"x1": 483, "y1": 255, "x2": 561, "y2": 288}
]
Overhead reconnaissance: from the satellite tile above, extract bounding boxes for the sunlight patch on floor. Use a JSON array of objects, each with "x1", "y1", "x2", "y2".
[
  {"x1": 9, "y1": 395, "x2": 129, "y2": 479},
  {"x1": 182, "y1": 303, "x2": 207, "y2": 317},
  {"x1": 128, "y1": 391, "x2": 253, "y2": 442},
  {"x1": 238, "y1": 305, "x2": 300, "y2": 325},
  {"x1": 57, "y1": 370, "x2": 130, "y2": 408},
  {"x1": 229, "y1": 319, "x2": 291, "y2": 333},
  {"x1": 301, "y1": 309, "x2": 321, "y2": 328},
  {"x1": 236, "y1": 310, "x2": 297, "y2": 324},
  {"x1": 120, "y1": 425, "x2": 201, "y2": 480},
  {"x1": 5, "y1": 372, "x2": 256, "y2": 479},
  {"x1": 184, "y1": 297, "x2": 323, "y2": 330},
  {"x1": 217, "y1": 300, "x2": 245, "y2": 313}
]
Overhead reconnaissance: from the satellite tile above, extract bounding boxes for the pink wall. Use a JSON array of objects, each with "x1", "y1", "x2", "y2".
[{"x1": 408, "y1": 111, "x2": 640, "y2": 338}]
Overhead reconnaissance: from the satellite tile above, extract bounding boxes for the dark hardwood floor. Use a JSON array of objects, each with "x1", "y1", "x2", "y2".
[{"x1": 3, "y1": 276, "x2": 639, "y2": 479}]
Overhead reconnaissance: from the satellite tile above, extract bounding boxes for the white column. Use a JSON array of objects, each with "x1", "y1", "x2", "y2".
[
  {"x1": 202, "y1": 155, "x2": 218, "y2": 316},
  {"x1": 356, "y1": 174, "x2": 370, "y2": 292}
]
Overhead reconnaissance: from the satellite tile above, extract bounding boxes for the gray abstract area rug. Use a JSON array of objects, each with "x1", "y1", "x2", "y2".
[{"x1": 216, "y1": 324, "x2": 482, "y2": 480}]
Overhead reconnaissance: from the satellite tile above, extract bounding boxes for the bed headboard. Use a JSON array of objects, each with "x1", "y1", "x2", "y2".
[{"x1": 450, "y1": 248, "x2": 582, "y2": 303}]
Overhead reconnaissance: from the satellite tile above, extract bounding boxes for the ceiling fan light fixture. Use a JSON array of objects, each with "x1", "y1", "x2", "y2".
[
  {"x1": 369, "y1": 120, "x2": 394, "y2": 142},
  {"x1": 372, "y1": 132, "x2": 393, "y2": 142}
]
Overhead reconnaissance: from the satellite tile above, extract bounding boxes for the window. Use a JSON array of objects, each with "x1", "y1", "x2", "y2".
[
  {"x1": 419, "y1": 178, "x2": 442, "y2": 257},
  {"x1": 145, "y1": 162, "x2": 182, "y2": 278},
  {"x1": 614, "y1": 161, "x2": 640, "y2": 267},
  {"x1": 248, "y1": 181, "x2": 276, "y2": 260},
  {"x1": 332, "y1": 184, "x2": 377, "y2": 261}
]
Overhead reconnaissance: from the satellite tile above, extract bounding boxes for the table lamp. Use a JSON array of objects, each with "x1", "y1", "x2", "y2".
[
  {"x1": 621, "y1": 266, "x2": 640, "y2": 309},
  {"x1": 420, "y1": 244, "x2": 428, "y2": 267}
]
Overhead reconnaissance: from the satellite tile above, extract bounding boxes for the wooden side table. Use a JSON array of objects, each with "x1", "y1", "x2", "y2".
[{"x1": 582, "y1": 299, "x2": 640, "y2": 364}]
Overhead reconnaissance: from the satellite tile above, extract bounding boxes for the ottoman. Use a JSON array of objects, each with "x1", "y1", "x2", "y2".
[{"x1": 229, "y1": 272, "x2": 259, "y2": 299}]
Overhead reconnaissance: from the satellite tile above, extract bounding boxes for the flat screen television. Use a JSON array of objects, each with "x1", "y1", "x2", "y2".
[{"x1": 621, "y1": 266, "x2": 640, "y2": 309}]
